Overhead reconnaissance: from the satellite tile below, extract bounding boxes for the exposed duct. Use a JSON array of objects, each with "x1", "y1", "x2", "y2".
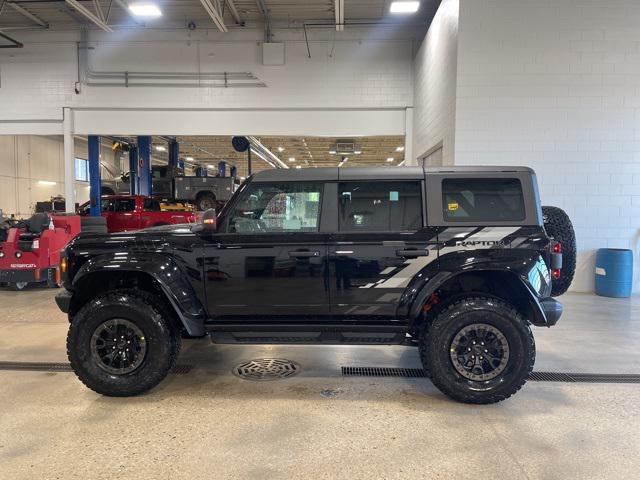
[{"x1": 84, "y1": 70, "x2": 266, "y2": 88}]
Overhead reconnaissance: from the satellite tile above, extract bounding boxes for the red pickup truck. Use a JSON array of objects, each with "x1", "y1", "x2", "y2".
[{"x1": 79, "y1": 195, "x2": 195, "y2": 233}]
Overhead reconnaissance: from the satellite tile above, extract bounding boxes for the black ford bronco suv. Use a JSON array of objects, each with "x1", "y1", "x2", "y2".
[{"x1": 56, "y1": 166, "x2": 575, "y2": 404}]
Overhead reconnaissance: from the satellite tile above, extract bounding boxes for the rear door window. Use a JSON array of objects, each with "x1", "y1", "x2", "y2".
[
  {"x1": 338, "y1": 181, "x2": 422, "y2": 232},
  {"x1": 442, "y1": 178, "x2": 525, "y2": 222}
]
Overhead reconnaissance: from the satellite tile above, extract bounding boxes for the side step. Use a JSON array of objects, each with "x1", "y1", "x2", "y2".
[{"x1": 206, "y1": 323, "x2": 410, "y2": 345}]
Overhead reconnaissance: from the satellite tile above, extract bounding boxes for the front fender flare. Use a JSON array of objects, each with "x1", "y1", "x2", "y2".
[{"x1": 73, "y1": 253, "x2": 206, "y2": 336}]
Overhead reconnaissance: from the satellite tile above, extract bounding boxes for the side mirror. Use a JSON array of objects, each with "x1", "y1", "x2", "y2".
[{"x1": 193, "y1": 208, "x2": 217, "y2": 234}]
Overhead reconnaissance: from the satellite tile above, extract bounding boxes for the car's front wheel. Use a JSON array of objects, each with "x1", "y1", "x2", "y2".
[
  {"x1": 67, "y1": 290, "x2": 180, "y2": 396},
  {"x1": 420, "y1": 296, "x2": 535, "y2": 404}
]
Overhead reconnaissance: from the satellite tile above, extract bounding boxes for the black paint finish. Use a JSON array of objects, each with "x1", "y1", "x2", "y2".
[{"x1": 58, "y1": 166, "x2": 562, "y2": 338}]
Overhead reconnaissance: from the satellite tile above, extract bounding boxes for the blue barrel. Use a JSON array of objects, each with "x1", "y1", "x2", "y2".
[{"x1": 595, "y1": 248, "x2": 633, "y2": 298}]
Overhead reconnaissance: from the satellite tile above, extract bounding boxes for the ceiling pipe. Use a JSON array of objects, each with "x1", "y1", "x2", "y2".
[
  {"x1": 334, "y1": 0, "x2": 344, "y2": 32},
  {"x1": 255, "y1": 0, "x2": 272, "y2": 42},
  {"x1": 64, "y1": 0, "x2": 113, "y2": 32},
  {"x1": 246, "y1": 136, "x2": 288, "y2": 169},
  {"x1": 6, "y1": 2, "x2": 49, "y2": 27},
  {"x1": 199, "y1": 0, "x2": 227, "y2": 32}
]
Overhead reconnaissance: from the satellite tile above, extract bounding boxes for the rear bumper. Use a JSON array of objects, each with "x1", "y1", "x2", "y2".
[
  {"x1": 55, "y1": 289, "x2": 73, "y2": 313},
  {"x1": 540, "y1": 297, "x2": 563, "y2": 326}
]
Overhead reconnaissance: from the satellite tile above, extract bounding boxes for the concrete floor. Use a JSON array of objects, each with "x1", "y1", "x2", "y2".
[{"x1": 0, "y1": 288, "x2": 639, "y2": 479}]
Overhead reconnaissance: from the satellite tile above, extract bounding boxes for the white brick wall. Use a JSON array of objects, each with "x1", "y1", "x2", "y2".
[
  {"x1": 0, "y1": 28, "x2": 416, "y2": 121},
  {"x1": 455, "y1": 0, "x2": 640, "y2": 292},
  {"x1": 412, "y1": 0, "x2": 459, "y2": 166}
]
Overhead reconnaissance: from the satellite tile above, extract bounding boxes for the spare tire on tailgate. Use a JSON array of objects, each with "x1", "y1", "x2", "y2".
[
  {"x1": 81, "y1": 216, "x2": 108, "y2": 234},
  {"x1": 542, "y1": 206, "x2": 576, "y2": 296}
]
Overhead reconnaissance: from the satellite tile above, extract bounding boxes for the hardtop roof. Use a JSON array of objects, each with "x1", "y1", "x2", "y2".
[{"x1": 250, "y1": 165, "x2": 534, "y2": 182}]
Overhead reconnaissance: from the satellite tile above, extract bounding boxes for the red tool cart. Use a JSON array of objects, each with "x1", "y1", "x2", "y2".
[{"x1": 0, "y1": 214, "x2": 81, "y2": 291}]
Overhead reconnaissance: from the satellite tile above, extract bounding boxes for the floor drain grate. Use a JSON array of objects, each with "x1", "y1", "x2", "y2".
[
  {"x1": 0, "y1": 361, "x2": 73, "y2": 372},
  {"x1": 233, "y1": 358, "x2": 300, "y2": 381},
  {"x1": 0, "y1": 361, "x2": 194, "y2": 375},
  {"x1": 342, "y1": 366, "x2": 640, "y2": 384},
  {"x1": 529, "y1": 372, "x2": 640, "y2": 383},
  {"x1": 342, "y1": 366, "x2": 428, "y2": 378}
]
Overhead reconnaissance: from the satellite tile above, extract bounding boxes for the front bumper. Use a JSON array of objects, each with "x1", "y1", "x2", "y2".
[
  {"x1": 55, "y1": 289, "x2": 72, "y2": 313},
  {"x1": 540, "y1": 297, "x2": 563, "y2": 326}
]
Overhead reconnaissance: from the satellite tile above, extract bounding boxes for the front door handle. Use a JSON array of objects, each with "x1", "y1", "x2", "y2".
[
  {"x1": 396, "y1": 249, "x2": 429, "y2": 258},
  {"x1": 289, "y1": 251, "x2": 320, "y2": 258}
]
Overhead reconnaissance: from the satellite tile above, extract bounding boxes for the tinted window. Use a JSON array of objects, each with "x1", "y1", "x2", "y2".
[
  {"x1": 338, "y1": 181, "x2": 422, "y2": 232},
  {"x1": 114, "y1": 199, "x2": 135, "y2": 213},
  {"x1": 442, "y1": 178, "x2": 525, "y2": 222},
  {"x1": 101, "y1": 199, "x2": 115, "y2": 212},
  {"x1": 227, "y1": 182, "x2": 322, "y2": 233},
  {"x1": 143, "y1": 198, "x2": 161, "y2": 211}
]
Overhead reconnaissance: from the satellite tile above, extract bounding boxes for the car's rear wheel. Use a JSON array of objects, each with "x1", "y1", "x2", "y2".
[
  {"x1": 195, "y1": 192, "x2": 216, "y2": 211},
  {"x1": 67, "y1": 290, "x2": 180, "y2": 396},
  {"x1": 11, "y1": 282, "x2": 28, "y2": 291},
  {"x1": 420, "y1": 296, "x2": 535, "y2": 404}
]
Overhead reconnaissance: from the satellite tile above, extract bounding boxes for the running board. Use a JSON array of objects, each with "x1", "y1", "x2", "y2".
[{"x1": 206, "y1": 323, "x2": 410, "y2": 345}]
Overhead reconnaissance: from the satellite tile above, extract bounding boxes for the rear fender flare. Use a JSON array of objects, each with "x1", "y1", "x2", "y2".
[{"x1": 400, "y1": 252, "x2": 551, "y2": 327}]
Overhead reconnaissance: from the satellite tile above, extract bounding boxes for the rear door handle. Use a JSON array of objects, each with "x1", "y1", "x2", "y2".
[
  {"x1": 396, "y1": 249, "x2": 429, "y2": 258},
  {"x1": 289, "y1": 251, "x2": 320, "y2": 258}
]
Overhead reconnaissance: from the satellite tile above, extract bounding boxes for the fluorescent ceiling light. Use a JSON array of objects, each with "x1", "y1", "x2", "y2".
[
  {"x1": 295, "y1": 165, "x2": 302, "y2": 169},
  {"x1": 207, "y1": 164, "x2": 214, "y2": 169},
  {"x1": 38, "y1": 180, "x2": 57, "y2": 186},
  {"x1": 396, "y1": 146, "x2": 405, "y2": 152},
  {"x1": 329, "y1": 150, "x2": 337, "y2": 154},
  {"x1": 386, "y1": 157, "x2": 394, "y2": 162},
  {"x1": 277, "y1": 146, "x2": 284, "y2": 152},
  {"x1": 155, "y1": 145, "x2": 166, "y2": 152},
  {"x1": 288, "y1": 157, "x2": 296, "y2": 162},
  {"x1": 185, "y1": 156, "x2": 194, "y2": 161},
  {"x1": 390, "y1": 1, "x2": 420, "y2": 14},
  {"x1": 129, "y1": 3, "x2": 162, "y2": 17},
  {"x1": 354, "y1": 150, "x2": 362, "y2": 154}
]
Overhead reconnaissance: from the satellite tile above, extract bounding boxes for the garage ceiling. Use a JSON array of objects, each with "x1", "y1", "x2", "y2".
[
  {"x1": 153, "y1": 135, "x2": 405, "y2": 177},
  {"x1": 0, "y1": 0, "x2": 437, "y2": 31}
]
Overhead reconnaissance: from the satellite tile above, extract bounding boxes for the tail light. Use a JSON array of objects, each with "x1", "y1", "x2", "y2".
[
  {"x1": 552, "y1": 268, "x2": 561, "y2": 280},
  {"x1": 553, "y1": 242, "x2": 561, "y2": 253}
]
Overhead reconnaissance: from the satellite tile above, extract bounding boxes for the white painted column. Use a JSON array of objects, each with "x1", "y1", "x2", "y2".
[
  {"x1": 404, "y1": 107, "x2": 414, "y2": 166},
  {"x1": 63, "y1": 107, "x2": 76, "y2": 213}
]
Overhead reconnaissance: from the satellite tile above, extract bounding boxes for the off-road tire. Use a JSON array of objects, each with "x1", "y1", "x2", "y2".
[
  {"x1": 542, "y1": 205, "x2": 576, "y2": 296},
  {"x1": 67, "y1": 290, "x2": 181, "y2": 396},
  {"x1": 420, "y1": 296, "x2": 535, "y2": 404}
]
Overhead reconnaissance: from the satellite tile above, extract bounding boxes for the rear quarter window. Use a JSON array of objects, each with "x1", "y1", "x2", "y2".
[{"x1": 442, "y1": 178, "x2": 525, "y2": 222}]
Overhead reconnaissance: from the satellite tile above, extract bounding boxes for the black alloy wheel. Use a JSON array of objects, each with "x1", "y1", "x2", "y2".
[{"x1": 90, "y1": 318, "x2": 147, "y2": 375}]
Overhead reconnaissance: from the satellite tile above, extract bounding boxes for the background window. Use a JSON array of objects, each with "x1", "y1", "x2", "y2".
[
  {"x1": 338, "y1": 181, "x2": 422, "y2": 232},
  {"x1": 75, "y1": 158, "x2": 89, "y2": 182},
  {"x1": 228, "y1": 182, "x2": 323, "y2": 233},
  {"x1": 442, "y1": 178, "x2": 525, "y2": 222}
]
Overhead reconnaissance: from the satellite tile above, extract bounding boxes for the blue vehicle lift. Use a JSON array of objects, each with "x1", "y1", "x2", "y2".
[{"x1": 88, "y1": 135, "x2": 101, "y2": 217}]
